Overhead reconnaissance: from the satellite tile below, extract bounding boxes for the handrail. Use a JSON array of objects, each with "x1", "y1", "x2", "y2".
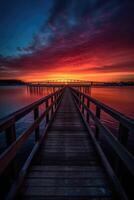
[
  {"x1": 71, "y1": 87, "x2": 134, "y2": 199},
  {"x1": 71, "y1": 88, "x2": 134, "y2": 131},
  {"x1": 0, "y1": 88, "x2": 64, "y2": 132},
  {"x1": 74, "y1": 92, "x2": 134, "y2": 173},
  {"x1": 0, "y1": 87, "x2": 64, "y2": 175}
]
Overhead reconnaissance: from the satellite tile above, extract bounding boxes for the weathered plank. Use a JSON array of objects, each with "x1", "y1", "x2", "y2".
[
  {"x1": 24, "y1": 177, "x2": 108, "y2": 187},
  {"x1": 21, "y1": 186, "x2": 112, "y2": 197}
]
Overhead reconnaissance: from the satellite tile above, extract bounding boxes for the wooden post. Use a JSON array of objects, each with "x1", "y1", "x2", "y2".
[
  {"x1": 34, "y1": 107, "x2": 40, "y2": 141},
  {"x1": 5, "y1": 124, "x2": 17, "y2": 178},
  {"x1": 86, "y1": 99, "x2": 90, "y2": 123},
  {"x1": 79, "y1": 93, "x2": 81, "y2": 108},
  {"x1": 56, "y1": 93, "x2": 58, "y2": 106},
  {"x1": 115, "y1": 123, "x2": 129, "y2": 183},
  {"x1": 82, "y1": 95, "x2": 85, "y2": 114},
  {"x1": 54, "y1": 94, "x2": 56, "y2": 109},
  {"x1": 46, "y1": 99, "x2": 49, "y2": 124},
  {"x1": 51, "y1": 96, "x2": 54, "y2": 115},
  {"x1": 118, "y1": 123, "x2": 129, "y2": 146},
  {"x1": 95, "y1": 106, "x2": 101, "y2": 139},
  {"x1": 5, "y1": 124, "x2": 16, "y2": 147},
  {"x1": 54, "y1": 95, "x2": 56, "y2": 110}
]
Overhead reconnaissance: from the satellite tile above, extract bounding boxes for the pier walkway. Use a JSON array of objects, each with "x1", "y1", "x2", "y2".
[
  {"x1": 0, "y1": 86, "x2": 134, "y2": 200},
  {"x1": 19, "y1": 87, "x2": 113, "y2": 199}
]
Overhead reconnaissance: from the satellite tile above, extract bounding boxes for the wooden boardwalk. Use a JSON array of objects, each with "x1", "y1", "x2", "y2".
[
  {"x1": 19, "y1": 88, "x2": 113, "y2": 199},
  {"x1": 0, "y1": 86, "x2": 134, "y2": 200}
]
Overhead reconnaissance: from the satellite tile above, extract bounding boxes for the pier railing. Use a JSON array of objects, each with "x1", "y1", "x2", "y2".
[
  {"x1": 71, "y1": 87, "x2": 134, "y2": 199},
  {"x1": 0, "y1": 88, "x2": 64, "y2": 178}
]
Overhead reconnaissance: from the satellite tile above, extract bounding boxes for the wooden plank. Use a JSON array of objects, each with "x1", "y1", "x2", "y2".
[
  {"x1": 27, "y1": 171, "x2": 105, "y2": 178},
  {"x1": 24, "y1": 177, "x2": 108, "y2": 187},
  {"x1": 21, "y1": 186, "x2": 112, "y2": 197},
  {"x1": 30, "y1": 165, "x2": 102, "y2": 171},
  {"x1": 21, "y1": 196, "x2": 112, "y2": 200},
  {"x1": 41, "y1": 149, "x2": 94, "y2": 153},
  {"x1": 37, "y1": 152, "x2": 97, "y2": 159}
]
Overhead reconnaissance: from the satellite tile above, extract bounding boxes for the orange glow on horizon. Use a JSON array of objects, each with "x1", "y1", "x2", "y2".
[{"x1": 18, "y1": 70, "x2": 134, "y2": 82}]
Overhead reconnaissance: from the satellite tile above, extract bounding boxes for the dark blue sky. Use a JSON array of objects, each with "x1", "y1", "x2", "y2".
[
  {"x1": 0, "y1": 0, "x2": 134, "y2": 81},
  {"x1": 0, "y1": 0, "x2": 53, "y2": 56}
]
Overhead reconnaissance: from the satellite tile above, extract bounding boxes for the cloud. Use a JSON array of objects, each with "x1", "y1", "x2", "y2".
[
  {"x1": 76, "y1": 61, "x2": 134, "y2": 73},
  {"x1": 0, "y1": 0, "x2": 134, "y2": 81}
]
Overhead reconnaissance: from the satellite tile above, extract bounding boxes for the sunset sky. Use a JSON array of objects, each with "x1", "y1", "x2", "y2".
[{"x1": 0, "y1": 0, "x2": 134, "y2": 82}]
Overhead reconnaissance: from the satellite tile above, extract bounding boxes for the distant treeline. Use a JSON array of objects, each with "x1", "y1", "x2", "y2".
[
  {"x1": 97, "y1": 82, "x2": 134, "y2": 86},
  {"x1": 0, "y1": 79, "x2": 134, "y2": 86},
  {"x1": 0, "y1": 79, "x2": 26, "y2": 86}
]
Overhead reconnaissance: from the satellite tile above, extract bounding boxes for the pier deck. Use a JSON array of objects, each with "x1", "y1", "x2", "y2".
[
  {"x1": 0, "y1": 86, "x2": 134, "y2": 200},
  {"x1": 19, "y1": 88, "x2": 113, "y2": 199}
]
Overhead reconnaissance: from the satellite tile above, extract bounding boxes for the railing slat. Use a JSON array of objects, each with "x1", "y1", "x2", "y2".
[
  {"x1": 82, "y1": 96, "x2": 84, "y2": 114},
  {"x1": 95, "y1": 106, "x2": 101, "y2": 139},
  {"x1": 46, "y1": 100, "x2": 49, "y2": 123},
  {"x1": 34, "y1": 107, "x2": 40, "y2": 141},
  {"x1": 51, "y1": 96, "x2": 54, "y2": 115},
  {"x1": 86, "y1": 99, "x2": 90, "y2": 123},
  {"x1": 5, "y1": 124, "x2": 16, "y2": 147},
  {"x1": 118, "y1": 123, "x2": 129, "y2": 147}
]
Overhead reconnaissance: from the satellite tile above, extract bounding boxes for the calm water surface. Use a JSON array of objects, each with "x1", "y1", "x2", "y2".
[
  {"x1": 90, "y1": 86, "x2": 134, "y2": 119},
  {"x1": 0, "y1": 86, "x2": 134, "y2": 119},
  {"x1": 0, "y1": 86, "x2": 56, "y2": 119}
]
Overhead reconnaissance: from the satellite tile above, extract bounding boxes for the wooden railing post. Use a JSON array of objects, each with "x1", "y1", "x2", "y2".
[
  {"x1": 54, "y1": 94, "x2": 56, "y2": 109},
  {"x1": 95, "y1": 106, "x2": 101, "y2": 139},
  {"x1": 78, "y1": 93, "x2": 81, "y2": 109},
  {"x1": 76, "y1": 92, "x2": 79, "y2": 104},
  {"x1": 56, "y1": 93, "x2": 58, "y2": 106},
  {"x1": 115, "y1": 123, "x2": 128, "y2": 182},
  {"x1": 118, "y1": 123, "x2": 129, "y2": 146},
  {"x1": 46, "y1": 99, "x2": 49, "y2": 124},
  {"x1": 82, "y1": 95, "x2": 85, "y2": 114},
  {"x1": 114, "y1": 122, "x2": 128, "y2": 185},
  {"x1": 57, "y1": 93, "x2": 59, "y2": 104},
  {"x1": 34, "y1": 106, "x2": 40, "y2": 141},
  {"x1": 5, "y1": 124, "x2": 16, "y2": 147},
  {"x1": 86, "y1": 98, "x2": 90, "y2": 123},
  {"x1": 78, "y1": 93, "x2": 81, "y2": 108},
  {"x1": 5, "y1": 124, "x2": 17, "y2": 177},
  {"x1": 51, "y1": 96, "x2": 54, "y2": 115}
]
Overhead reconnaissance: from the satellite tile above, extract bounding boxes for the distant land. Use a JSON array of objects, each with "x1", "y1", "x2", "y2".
[
  {"x1": 0, "y1": 79, "x2": 25, "y2": 86},
  {"x1": 93, "y1": 81, "x2": 134, "y2": 86},
  {"x1": 0, "y1": 79, "x2": 134, "y2": 86}
]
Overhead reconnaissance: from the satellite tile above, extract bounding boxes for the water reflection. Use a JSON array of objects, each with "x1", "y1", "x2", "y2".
[
  {"x1": 0, "y1": 86, "x2": 59, "y2": 119},
  {"x1": 78, "y1": 86, "x2": 134, "y2": 119},
  {"x1": 27, "y1": 85, "x2": 58, "y2": 97}
]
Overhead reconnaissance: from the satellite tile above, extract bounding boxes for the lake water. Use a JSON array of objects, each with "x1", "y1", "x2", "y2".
[
  {"x1": 0, "y1": 86, "x2": 134, "y2": 119},
  {"x1": 90, "y1": 86, "x2": 134, "y2": 119},
  {"x1": 0, "y1": 86, "x2": 58, "y2": 119}
]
